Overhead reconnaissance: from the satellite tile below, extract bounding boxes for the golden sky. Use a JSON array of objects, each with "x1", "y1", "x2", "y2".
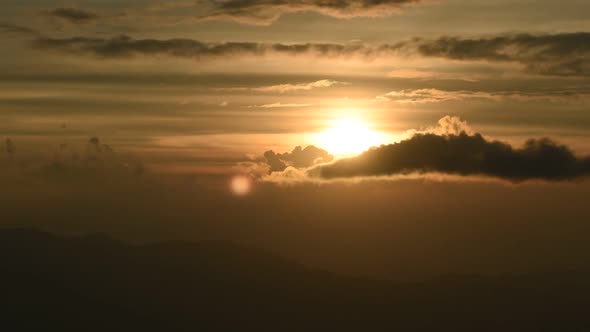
[
  {"x1": 2, "y1": 0, "x2": 590, "y2": 283},
  {"x1": 1, "y1": 0, "x2": 590, "y2": 176}
]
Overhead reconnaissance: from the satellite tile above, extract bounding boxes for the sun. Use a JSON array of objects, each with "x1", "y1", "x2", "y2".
[{"x1": 314, "y1": 118, "x2": 388, "y2": 156}]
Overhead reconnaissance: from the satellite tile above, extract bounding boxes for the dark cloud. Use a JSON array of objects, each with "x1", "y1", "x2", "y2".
[
  {"x1": 45, "y1": 8, "x2": 99, "y2": 24},
  {"x1": 0, "y1": 23, "x2": 39, "y2": 36},
  {"x1": 29, "y1": 32, "x2": 590, "y2": 76},
  {"x1": 0, "y1": 136, "x2": 144, "y2": 177},
  {"x1": 32, "y1": 35, "x2": 398, "y2": 59},
  {"x1": 5, "y1": 138, "x2": 15, "y2": 154},
  {"x1": 202, "y1": 0, "x2": 421, "y2": 24},
  {"x1": 264, "y1": 146, "x2": 333, "y2": 173},
  {"x1": 415, "y1": 33, "x2": 590, "y2": 76},
  {"x1": 311, "y1": 132, "x2": 590, "y2": 182}
]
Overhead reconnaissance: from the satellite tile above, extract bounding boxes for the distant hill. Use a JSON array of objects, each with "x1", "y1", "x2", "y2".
[{"x1": 1, "y1": 229, "x2": 589, "y2": 331}]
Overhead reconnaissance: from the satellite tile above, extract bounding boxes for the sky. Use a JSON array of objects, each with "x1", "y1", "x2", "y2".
[{"x1": 1, "y1": 0, "x2": 590, "y2": 280}]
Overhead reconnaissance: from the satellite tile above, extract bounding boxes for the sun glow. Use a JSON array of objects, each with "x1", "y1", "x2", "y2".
[{"x1": 315, "y1": 118, "x2": 388, "y2": 156}]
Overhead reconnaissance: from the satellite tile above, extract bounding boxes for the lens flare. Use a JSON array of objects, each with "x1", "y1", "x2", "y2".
[{"x1": 230, "y1": 175, "x2": 252, "y2": 196}]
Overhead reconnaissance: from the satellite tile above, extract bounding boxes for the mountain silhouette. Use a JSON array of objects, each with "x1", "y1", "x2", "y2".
[{"x1": 1, "y1": 229, "x2": 589, "y2": 331}]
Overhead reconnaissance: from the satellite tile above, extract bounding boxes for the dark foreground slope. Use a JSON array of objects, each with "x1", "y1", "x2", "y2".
[{"x1": 1, "y1": 229, "x2": 589, "y2": 332}]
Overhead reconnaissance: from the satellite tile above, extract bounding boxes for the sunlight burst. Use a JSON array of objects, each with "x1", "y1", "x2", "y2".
[{"x1": 315, "y1": 118, "x2": 387, "y2": 156}]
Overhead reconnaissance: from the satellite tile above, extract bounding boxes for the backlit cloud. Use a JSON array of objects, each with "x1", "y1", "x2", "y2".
[
  {"x1": 257, "y1": 116, "x2": 590, "y2": 182},
  {"x1": 264, "y1": 146, "x2": 333, "y2": 173},
  {"x1": 311, "y1": 131, "x2": 590, "y2": 182}
]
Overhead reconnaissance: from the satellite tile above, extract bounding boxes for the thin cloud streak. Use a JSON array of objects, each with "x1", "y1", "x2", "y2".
[
  {"x1": 254, "y1": 102, "x2": 313, "y2": 108},
  {"x1": 220, "y1": 79, "x2": 347, "y2": 93},
  {"x1": 376, "y1": 89, "x2": 500, "y2": 103},
  {"x1": 0, "y1": 24, "x2": 40, "y2": 36},
  {"x1": 375, "y1": 88, "x2": 590, "y2": 103},
  {"x1": 44, "y1": 8, "x2": 99, "y2": 24}
]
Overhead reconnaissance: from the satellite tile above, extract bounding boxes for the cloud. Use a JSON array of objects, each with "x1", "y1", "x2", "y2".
[
  {"x1": 200, "y1": 0, "x2": 421, "y2": 25},
  {"x1": 310, "y1": 129, "x2": 590, "y2": 182},
  {"x1": 252, "y1": 116, "x2": 590, "y2": 183},
  {"x1": 417, "y1": 115, "x2": 476, "y2": 136},
  {"x1": 376, "y1": 89, "x2": 499, "y2": 103},
  {"x1": 387, "y1": 68, "x2": 436, "y2": 79},
  {"x1": 32, "y1": 35, "x2": 401, "y2": 59},
  {"x1": 45, "y1": 8, "x2": 99, "y2": 24},
  {"x1": 4, "y1": 138, "x2": 16, "y2": 154},
  {"x1": 223, "y1": 79, "x2": 346, "y2": 93},
  {"x1": 414, "y1": 33, "x2": 590, "y2": 76},
  {"x1": 253, "y1": 102, "x2": 312, "y2": 108},
  {"x1": 376, "y1": 88, "x2": 590, "y2": 104},
  {"x1": 263, "y1": 146, "x2": 333, "y2": 173},
  {"x1": 0, "y1": 136, "x2": 145, "y2": 177},
  {"x1": 29, "y1": 32, "x2": 590, "y2": 76},
  {"x1": 0, "y1": 24, "x2": 40, "y2": 36},
  {"x1": 262, "y1": 166, "x2": 311, "y2": 184}
]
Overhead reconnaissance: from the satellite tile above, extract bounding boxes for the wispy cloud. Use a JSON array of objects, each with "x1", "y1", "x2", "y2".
[
  {"x1": 387, "y1": 69, "x2": 436, "y2": 79},
  {"x1": 221, "y1": 79, "x2": 347, "y2": 93},
  {"x1": 44, "y1": 8, "x2": 99, "y2": 24},
  {"x1": 376, "y1": 88, "x2": 590, "y2": 103},
  {"x1": 0, "y1": 24, "x2": 40, "y2": 36},
  {"x1": 376, "y1": 89, "x2": 499, "y2": 103},
  {"x1": 254, "y1": 102, "x2": 313, "y2": 108},
  {"x1": 199, "y1": 0, "x2": 422, "y2": 25}
]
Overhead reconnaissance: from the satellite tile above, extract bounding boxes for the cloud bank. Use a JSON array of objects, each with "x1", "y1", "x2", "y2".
[
  {"x1": 30, "y1": 32, "x2": 590, "y2": 76},
  {"x1": 32, "y1": 35, "x2": 400, "y2": 59},
  {"x1": 310, "y1": 132, "x2": 590, "y2": 182},
  {"x1": 414, "y1": 33, "x2": 590, "y2": 76},
  {"x1": 255, "y1": 116, "x2": 589, "y2": 183}
]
